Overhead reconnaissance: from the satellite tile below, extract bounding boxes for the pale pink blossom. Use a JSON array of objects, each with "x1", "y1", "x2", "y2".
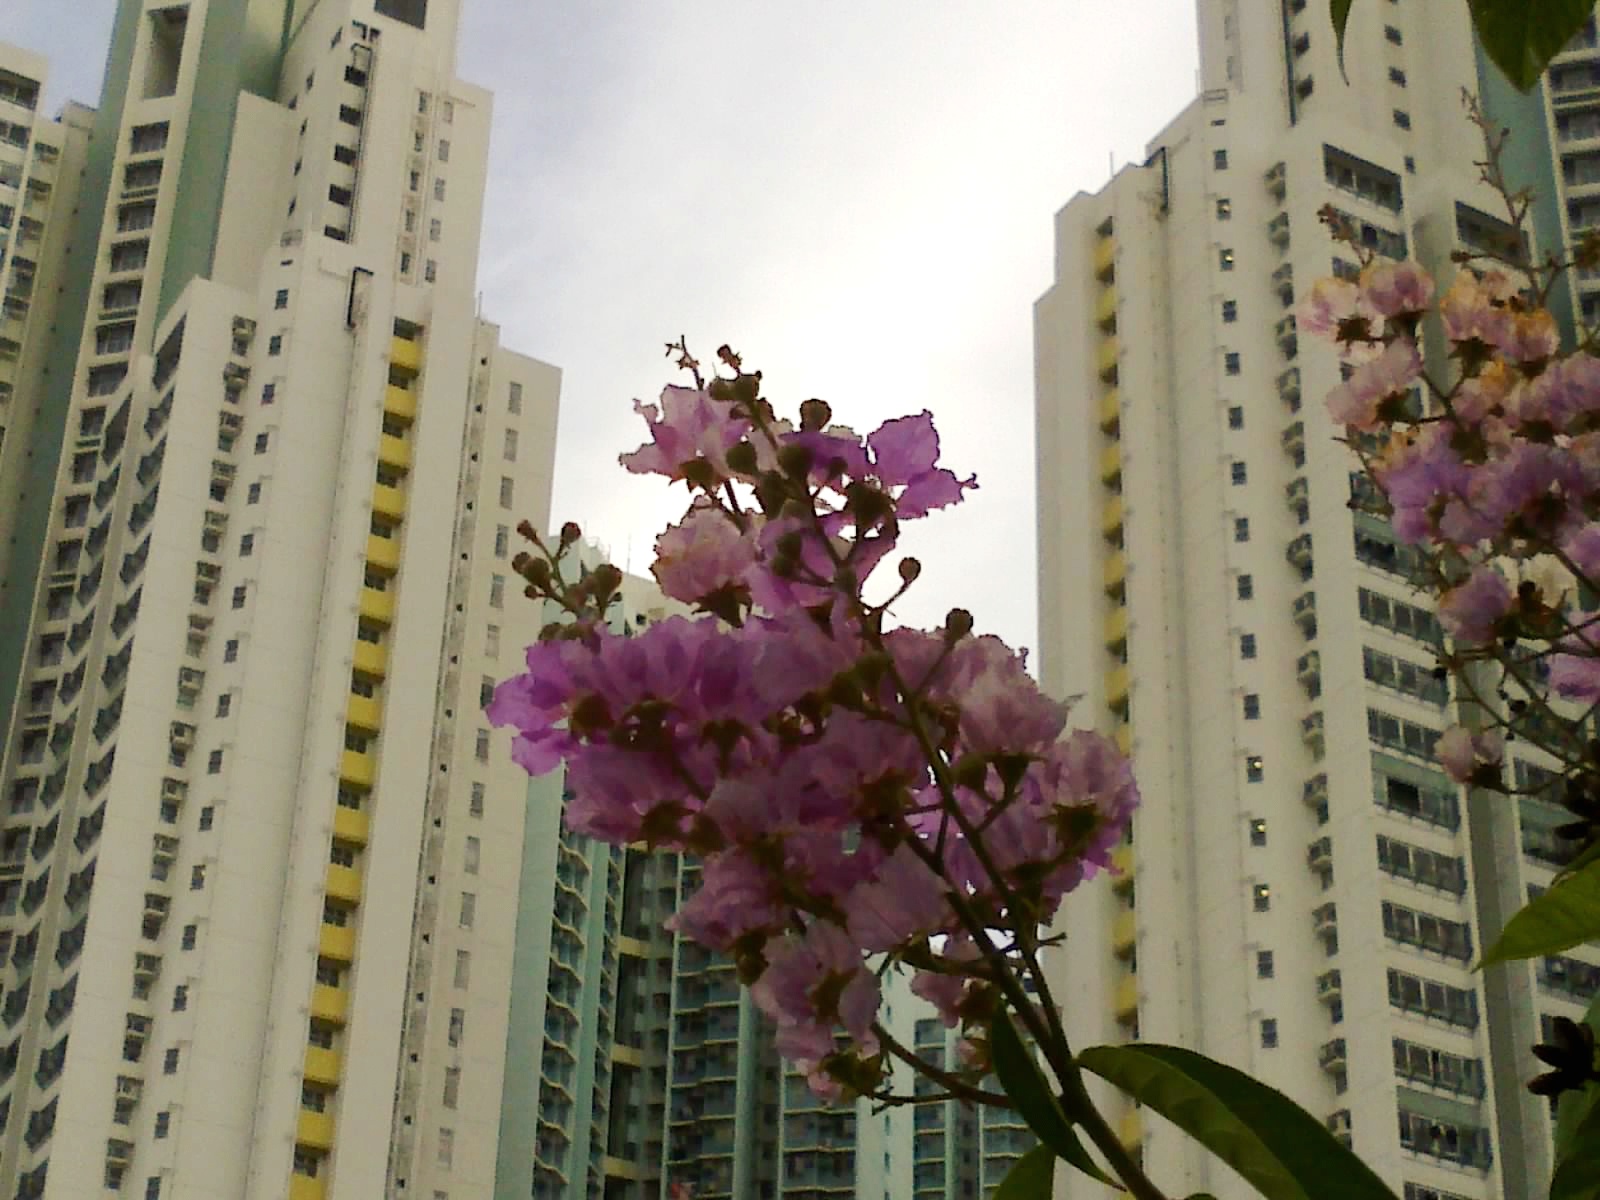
[
  {"x1": 1437, "y1": 568, "x2": 1514, "y2": 645},
  {"x1": 650, "y1": 504, "x2": 756, "y2": 606},
  {"x1": 1326, "y1": 337, "x2": 1423, "y2": 429},
  {"x1": 1359, "y1": 260, "x2": 1435, "y2": 318},
  {"x1": 1436, "y1": 726, "x2": 1504, "y2": 785}
]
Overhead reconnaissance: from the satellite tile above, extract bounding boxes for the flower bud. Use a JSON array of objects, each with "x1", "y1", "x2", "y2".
[
  {"x1": 898, "y1": 557, "x2": 922, "y2": 584},
  {"x1": 517, "y1": 519, "x2": 538, "y2": 541},
  {"x1": 944, "y1": 608, "x2": 974, "y2": 644},
  {"x1": 777, "y1": 442, "x2": 814, "y2": 480},
  {"x1": 725, "y1": 442, "x2": 758, "y2": 474},
  {"x1": 560, "y1": 521, "x2": 582, "y2": 546},
  {"x1": 799, "y1": 398, "x2": 833, "y2": 432}
]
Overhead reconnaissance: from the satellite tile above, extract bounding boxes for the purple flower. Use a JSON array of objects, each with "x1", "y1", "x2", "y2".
[
  {"x1": 1437, "y1": 568, "x2": 1513, "y2": 645},
  {"x1": 1436, "y1": 726, "x2": 1503, "y2": 785},
  {"x1": 651, "y1": 504, "x2": 757, "y2": 606},
  {"x1": 620, "y1": 385, "x2": 750, "y2": 483},
  {"x1": 866, "y1": 411, "x2": 977, "y2": 518},
  {"x1": 1326, "y1": 338, "x2": 1422, "y2": 430},
  {"x1": 1360, "y1": 260, "x2": 1435, "y2": 319},
  {"x1": 843, "y1": 847, "x2": 950, "y2": 953}
]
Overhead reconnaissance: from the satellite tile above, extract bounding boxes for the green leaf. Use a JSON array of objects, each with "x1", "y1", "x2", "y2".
[
  {"x1": 988, "y1": 1010, "x2": 1115, "y2": 1187},
  {"x1": 1551, "y1": 993, "x2": 1600, "y2": 1200},
  {"x1": 1077, "y1": 1044, "x2": 1399, "y2": 1200},
  {"x1": 1467, "y1": 0, "x2": 1593, "y2": 91},
  {"x1": 991, "y1": 1144, "x2": 1056, "y2": 1200},
  {"x1": 1330, "y1": 0, "x2": 1355, "y2": 83},
  {"x1": 1479, "y1": 860, "x2": 1600, "y2": 969}
]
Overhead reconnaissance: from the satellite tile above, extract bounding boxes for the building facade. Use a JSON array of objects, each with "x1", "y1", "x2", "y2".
[
  {"x1": 0, "y1": 3, "x2": 560, "y2": 1198},
  {"x1": 1035, "y1": 3, "x2": 1597, "y2": 1198}
]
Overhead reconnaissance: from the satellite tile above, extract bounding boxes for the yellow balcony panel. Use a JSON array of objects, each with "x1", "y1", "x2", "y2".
[
  {"x1": 1105, "y1": 665, "x2": 1130, "y2": 709},
  {"x1": 612, "y1": 1043, "x2": 643, "y2": 1068},
  {"x1": 358, "y1": 586, "x2": 393, "y2": 627},
  {"x1": 1114, "y1": 975, "x2": 1139, "y2": 1023},
  {"x1": 1112, "y1": 844, "x2": 1135, "y2": 891},
  {"x1": 310, "y1": 983, "x2": 348, "y2": 1025},
  {"x1": 383, "y1": 384, "x2": 417, "y2": 424},
  {"x1": 1101, "y1": 496, "x2": 1124, "y2": 540},
  {"x1": 345, "y1": 693, "x2": 381, "y2": 733},
  {"x1": 1112, "y1": 910, "x2": 1137, "y2": 958},
  {"x1": 333, "y1": 804, "x2": 370, "y2": 846},
  {"x1": 1103, "y1": 607, "x2": 1128, "y2": 650},
  {"x1": 1095, "y1": 286, "x2": 1118, "y2": 328},
  {"x1": 372, "y1": 482, "x2": 406, "y2": 521},
  {"x1": 603, "y1": 1156, "x2": 643, "y2": 1181},
  {"x1": 318, "y1": 922, "x2": 356, "y2": 963},
  {"x1": 1115, "y1": 723, "x2": 1131, "y2": 755},
  {"x1": 339, "y1": 748, "x2": 375, "y2": 789},
  {"x1": 616, "y1": 934, "x2": 648, "y2": 958},
  {"x1": 1098, "y1": 388, "x2": 1120, "y2": 433},
  {"x1": 1119, "y1": 1109, "x2": 1143, "y2": 1150},
  {"x1": 390, "y1": 335, "x2": 422, "y2": 375},
  {"x1": 365, "y1": 533, "x2": 400, "y2": 575},
  {"x1": 1093, "y1": 236, "x2": 1116, "y2": 280},
  {"x1": 289, "y1": 1176, "x2": 326, "y2": 1200},
  {"x1": 296, "y1": 1109, "x2": 336, "y2": 1150},
  {"x1": 351, "y1": 640, "x2": 387, "y2": 680},
  {"x1": 1097, "y1": 336, "x2": 1119, "y2": 381},
  {"x1": 325, "y1": 863, "x2": 363, "y2": 906},
  {"x1": 377, "y1": 433, "x2": 411, "y2": 473},
  {"x1": 1099, "y1": 443, "x2": 1122, "y2": 485},
  {"x1": 1102, "y1": 552, "x2": 1126, "y2": 595},
  {"x1": 303, "y1": 1045, "x2": 343, "y2": 1086}
]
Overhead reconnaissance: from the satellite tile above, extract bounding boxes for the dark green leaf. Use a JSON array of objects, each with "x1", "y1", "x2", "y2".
[
  {"x1": 1077, "y1": 1044, "x2": 1399, "y2": 1200},
  {"x1": 1557, "y1": 836, "x2": 1600, "y2": 883},
  {"x1": 1467, "y1": 0, "x2": 1593, "y2": 91},
  {"x1": 1479, "y1": 861, "x2": 1600, "y2": 969},
  {"x1": 992, "y1": 1144, "x2": 1056, "y2": 1200},
  {"x1": 1330, "y1": 0, "x2": 1355, "y2": 83},
  {"x1": 988, "y1": 1010, "x2": 1115, "y2": 1187},
  {"x1": 1551, "y1": 993, "x2": 1600, "y2": 1200}
]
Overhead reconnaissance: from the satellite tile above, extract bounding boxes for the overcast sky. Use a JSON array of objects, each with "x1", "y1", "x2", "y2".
[{"x1": 7, "y1": 1, "x2": 1198, "y2": 656}]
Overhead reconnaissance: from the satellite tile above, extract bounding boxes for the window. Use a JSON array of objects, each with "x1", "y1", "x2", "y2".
[
  {"x1": 146, "y1": 1178, "x2": 161, "y2": 1200},
  {"x1": 1234, "y1": 517, "x2": 1250, "y2": 542},
  {"x1": 268, "y1": 335, "x2": 282, "y2": 356},
  {"x1": 1260, "y1": 1019, "x2": 1278, "y2": 1048},
  {"x1": 400, "y1": 251, "x2": 412, "y2": 273},
  {"x1": 1389, "y1": 67, "x2": 1407, "y2": 86},
  {"x1": 489, "y1": 575, "x2": 505, "y2": 609},
  {"x1": 1237, "y1": 575, "x2": 1253, "y2": 600},
  {"x1": 231, "y1": 585, "x2": 247, "y2": 610},
  {"x1": 334, "y1": 144, "x2": 357, "y2": 165},
  {"x1": 438, "y1": 139, "x2": 450, "y2": 162},
  {"x1": 1249, "y1": 818, "x2": 1268, "y2": 846},
  {"x1": 504, "y1": 429, "x2": 518, "y2": 461},
  {"x1": 443, "y1": 100, "x2": 454, "y2": 123},
  {"x1": 424, "y1": 260, "x2": 437, "y2": 283},
  {"x1": 438, "y1": 1127, "x2": 454, "y2": 1169},
  {"x1": 329, "y1": 185, "x2": 352, "y2": 206},
  {"x1": 1245, "y1": 754, "x2": 1263, "y2": 782},
  {"x1": 498, "y1": 477, "x2": 515, "y2": 509},
  {"x1": 224, "y1": 639, "x2": 239, "y2": 663},
  {"x1": 198, "y1": 806, "x2": 214, "y2": 831},
  {"x1": 172, "y1": 985, "x2": 188, "y2": 1012},
  {"x1": 1213, "y1": 149, "x2": 1228, "y2": 170},
  {"x1": 454, "y1": 950, "x2": 471, "y2": 988},
  {"x1": 261, "y1": 383, "x2": 276, "y2": 405},
  {"x1": 409, "y1": 170, "x2": 421, "y2": 192},
  {"x1": 1384, "y1": 24, "x2": 1402, "y2": 44},
  {"x1": 434, "y1": 178, "x2": 446, "y2": 202},
  {"x1": 274, "y1": 289, "x2": 289, "y2": 310},
  {"x1": 429, "y1": 218, "x2": 442, "y2": 242},
  {"x1": 448, "y1": 1007, "x2": 465, "y2": 1047},
  {"x1": 191, "y1": 865, "x2": 206, "y2": 890},
  {"x1": 1231, "y1": 462, "x2": 1247, "y2": 485},
  {"x1": 1253, "y1": 884, "x2": 1271, "y2": 911},
  {"x1": 1243, "y1": 694, "x2": 1261, "y2": 719},
  {"x1": 469, "y1": 783, "x2": 485, "y2": 818},
  {"x1": 1240, "y1": 633, "x2": 1256, "y2": 659},
  {"x1": 182, "y1": 924, "x2": 197, "y2": 950},
  {"x1": 154, "y1": 1111, "x2": 170, "y2": 1138},
  {"x1": 254, "y1": 433, "x2": 269, "y2": 454},
  {"x1": 459, "y1": 893, "x2": 475, "y2": 928},
  {"x1": 163, "y1": 1047, "x2": 179, "y2": 1075},
  {"x1": 485, "y1": 626, "x2": 500, "y2": 656},
  {"x1": 1393, "y1": 110, "x2": 1411, "y2": 131},
  {"x1": 475, "y1": 729, "x2": 490, "y2": 762},
  {"x1": 239, "y1": 533, "x2": 254, "y2": 557},
  {"x1": 1228, "y1": 406, "x2": 1244, "y2": 429},
  {"x1": 207, "y1": 750, "x2": 224, "y2": 775},
  {"x1": 338, "y1": 104, "x2": 362, "y2": 125},
  {"x1": 247, "y1": 482, "x2": 261, "y2": 505},
  {"x1": 463, "y1": 836, "x2": 481, "y2": 875},
  {"x1": 494, "y1": 525, "x2": 509, "y2": 558},
  {"x1": 1216, "y1": 197, "x2": 1231, "y2": 219},
  {"x1": 1256, "y1": 950, "x2": 1274, "y2": 978},
  {"x1": 1219, "y1": 248, "x2": 1235, "y2": 271},
  {"x1": 1225, "y1": 351, "x2": 1242, "y2": 375},
  {"x1": 443, "y1": 1066, "x2": 461, "y2": 1108},
  {"x1": 508, "y1": 382, "x2": 523, "y2": 413},
  {"x1": 216, "y1": 693, "x2": 231, "y2": 717},
  {"x1": 1221, "y1": 299, "x2": 1237, "y2": 323}
]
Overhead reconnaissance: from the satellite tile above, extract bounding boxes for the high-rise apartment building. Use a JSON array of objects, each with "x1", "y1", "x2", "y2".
[
  {"x1": 1036, "y1": 3, "x2": 1597, "y2": 1198},
  {"x1": 0, "y1": 3, "x2": 560, "y2": 1198}
]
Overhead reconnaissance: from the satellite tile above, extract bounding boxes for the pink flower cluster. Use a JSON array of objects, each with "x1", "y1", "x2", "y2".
[{"x1": 490, "y1": 373, "x2": 1136, "y2": 1097}]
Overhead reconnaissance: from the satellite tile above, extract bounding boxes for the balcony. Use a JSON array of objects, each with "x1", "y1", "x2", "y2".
[
  {"x1": 358, "y1": 586, "x2": 393, "y2": 627},
  {"x1": 345, "y1": 693, "x2": 381, "y2": 733},
  {"x1": 333, "y1": 805, "x2": 369, "y2": 846},
  {"x1": 1112, "y1": 844, "x2": 1135, "y2": 892},
  {"x1": 371, "y1": 482, "x2": 405, "y2": 522},
  {"x1": 1292, "y1": 591, "x2": 1317, "y2": 636},
  {"x1": 1093, "y1": 236, "x2": 1116, "y2": 280},
  {"x1": 1100, "y1": 443, "x2": 1122, "y2": 486},
  {"x1": 1318, "y1": 1038, "x2": 1347, "y2": 1072},
  {"x1": 390, "y1": 335, "x2": 421, "y2": 376},
  {"x1": 1285, "y1": 476, "x2": 1309, "y2": 511},
  {"x1": 1105, "y1": 665, "x2": 1130, "y2": 712},
  {"x1": 1113, "y1": 975, "x2": 1139, "y2": 1024},
  {"x1": 1285, "y1": 532, "x2": 1313, "y2": 570},
  {"x1": 1272, "y1": 260, "x2": 1294, "y2": 301},
  {"x1": 1102, "y1": 496, "x2": 1124, "y2": 541},
  {"x1": 1317, "y1": 969, "x2": 1342, "y2": 1004},
  {"x1": 310, "y1": 983, "x2": 348, "y2": 1025},
  {"x1": 1275, "y1": 314, "x2": 1298, "y2": 358},
  {"x1": 352, "y1": 640, "x2": 386, "y2": 680},
  {"x1": 1297, "y1": 650, "x2": 1321, "y2": 695},
  {"x1": 1112, "y1": 910, "x2": 1137, "y2": 958},
  {"x1": 1099, "y1": 388, "x2": 1121, "y2": 434},
  {"x1": 1103, "y1": 552, "x2": 1126, "y2": 596},
  {"x1": 377, "y1": 433, "x2": 411, "y2": 472},
  {"x1": 1097, "y1": 337, "x2": 1120, "y2": 382},
  {"x1": 1306, "y1": 836, "x2": 1332, "y2": 872},
  {"x1": 339, "y1": 748, "x2": 375, "y2": 789},
  {"x1": 1264, "y1": 161, "x2": 1287, "y2": 198},
  {"x1": 1282, "y1": 421, "x2": 1305, "y2": 457},
  {"x1": 1103, "y1": 607, "x2": 1128, "y2": 652},
  {"x1": 325, "y1": 864, "x2": 363, "y2": 906},
  {"x1": 1267, "y1": 211, "x2": 1291, "y2": 247},
  {"x1": 296, "y1": 1108, "x2": 335, "y2": 1150},
  {"x1": 1303, "y1": 773, "x2": 1328, "y2": 809},
  {"x1": 1312, "y1": 902, "x2": 1337, "y2": 938},
  {"x1": 365, "y1": 534, "x2": 399, "y2": 574},
  {"x1": 303, "y1": 1045, "x2": 342, "y2": 1086},
  {"x1": 318, "y1": 922, "x2": 356, "y2": 963},
  {"x1": 1095, "y1": 286, "x2": 1118, "y2": 330},
  {"x1": 1301, "y1": 710, "x2": 1325, "y2": 756},
  {"x1": 383, "y1": 384, "x2": 417, "y2": 424}
]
